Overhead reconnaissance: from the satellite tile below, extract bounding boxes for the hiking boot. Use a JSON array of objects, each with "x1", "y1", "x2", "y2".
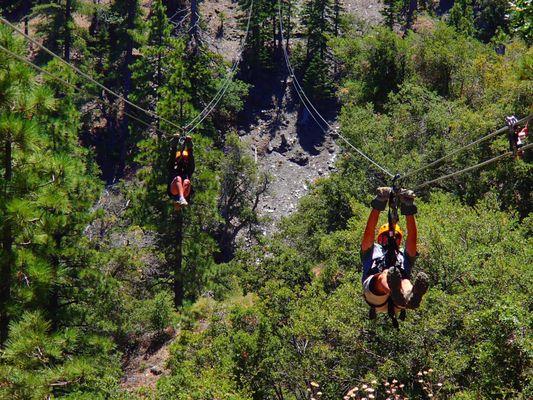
[
  {"x1": 387, "y1": 266, "x2": 408, "y2": 308},
  {"x1": 179, "y1": 196, "x2": 188, "y2": 206},
  {"x1": 406, "y1": 272, "x2": 429, "y2": 309}
]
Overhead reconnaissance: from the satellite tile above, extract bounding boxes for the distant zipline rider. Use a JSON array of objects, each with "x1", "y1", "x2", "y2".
[
  {"x1": 361, "y1": 186, "x2": 429, "y2": 327},
  {"x1": 506, "y1": 116, "x2": 529, "y2": 159},
  {"x1": 168, "y1": 135, "x2": 195, "y2": 210}
]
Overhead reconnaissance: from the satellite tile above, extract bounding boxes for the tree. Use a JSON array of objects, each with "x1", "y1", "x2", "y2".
[
  {"x1": 475, "y1": 0, "x2": 510, "y2": 42},
  {"x1": 32, "y1": 0, "x2": 83, "y2": 62},
  {"x1": 448, "y1": 0, "x2": 476, "y2": 37},
  {"x1": 88, "y1": 0, "x2": 143, "y2": 183},
  {"x1": 216, "y1": 133, "x2": 268, "y2": 262},
  {"x1": 130, "y1": 0, "x2": 173, "y2": 141},
  {"x1": 300, "y1": 0, "x2": 340, "y2": 101},
  {"x1": 239, "y1": 0, "x2": 278, "y2": 75},
  {"x1": 0, "y1": 28, "x2": 53, "y2": 343}
]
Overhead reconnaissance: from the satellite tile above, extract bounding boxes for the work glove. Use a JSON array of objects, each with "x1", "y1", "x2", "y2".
[
  {"x1": 398, "y1": 189, "x2": 417, "y2": 216},
  {"x1": 371, "y1": 187, "x2": 392, "y2": 211}
]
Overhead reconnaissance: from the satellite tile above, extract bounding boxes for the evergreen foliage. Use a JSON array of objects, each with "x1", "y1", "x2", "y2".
[
  {"x1": 238, "y1": 0, "x2": 278, "y2": 74},
  {"x1": 0, "y1": 1, "x2": 531, "y2": 398},
  {"x1": 0, "y1": 25, "x2": 121, "y2": 398}
]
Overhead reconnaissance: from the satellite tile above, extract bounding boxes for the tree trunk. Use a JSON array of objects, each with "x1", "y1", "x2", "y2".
[
  {"x1": 49, "y1": 234, "x2": 62, "y2": 331},
  {"x1": 173, "y1": 211, "x2": 184, "y2": 308},
  {"x1": 273, "y1": 13, "x2": 277, "y2": 50},
  {"x1": 64, "y1": 0, "x2": 72, "y2": 62},
  {"x1": 334, "y1": 0, "x2": 340, "y2": 37},
  {"x1": 286, "y1": 1, "x2": 291, "y2": 50},
  {"x1": 117, "y1": 0, "x2": 137, "y2": 179},
  {"x1": 188, "y1": 0, "x2": 199, "y2": 52},
  {"x1": 0, "y1": 137, "x2": 13, "y2": 345},
  {"x1": 23, "y1": 0, "x2": 31, "y2": 35}
]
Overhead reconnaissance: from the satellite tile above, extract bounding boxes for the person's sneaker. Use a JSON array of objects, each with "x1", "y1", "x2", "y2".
[
  {"x1": 387, "y1": 266, "x2": 408, "y2": 308},
  {"x1": 179, "y1": 196, "x2": 188, "y2": 206},
  {"x1": 406, "y1": 272, "x2": 429, "y2": 309}
]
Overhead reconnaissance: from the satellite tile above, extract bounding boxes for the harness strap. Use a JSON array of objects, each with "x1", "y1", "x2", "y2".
[{"x1": 364, "y1": 296, "x2": 389, "y2": 308}]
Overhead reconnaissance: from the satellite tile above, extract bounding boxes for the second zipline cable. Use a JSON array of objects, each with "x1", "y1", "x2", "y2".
[
  {"x1": 277, "y1": 1, "x2": 394, "y2": 179},
  {"x1": 414, "y1": 142, "x2": 533, "y2": 189}
]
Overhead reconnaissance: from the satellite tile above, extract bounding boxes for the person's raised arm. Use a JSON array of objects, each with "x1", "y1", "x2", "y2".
[
  {"x1": 399, "y1": 189, "x2": 417, "y2": 258},
  {"x1": 405, "y1": 214, "x2": 417, "y2": 258},
  {"x1": 362, "y1": 187, "x2": 391, "y2": 252},
  {"x1": 362, "y1": 209, "x2": 380, "y2": 252}
]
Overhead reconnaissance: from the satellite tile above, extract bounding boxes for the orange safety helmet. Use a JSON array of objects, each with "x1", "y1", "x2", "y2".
[{"x1": 377, "y1": 223, "x2": 403, "y2": 246}]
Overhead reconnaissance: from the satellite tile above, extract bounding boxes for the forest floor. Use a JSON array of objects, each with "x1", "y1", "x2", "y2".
[{"x1": 119, "y1": 0, "x2": 382, "y2": 392}]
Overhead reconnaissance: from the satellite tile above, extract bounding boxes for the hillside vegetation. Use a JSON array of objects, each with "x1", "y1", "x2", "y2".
[{"x1": 0, "y1": 1, "x2": 531, "y2": 399}]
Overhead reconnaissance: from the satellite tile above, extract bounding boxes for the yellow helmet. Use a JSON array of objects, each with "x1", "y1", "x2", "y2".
[
  {"x1": 175, "y1": 149, "x2": 189, "y2": 159},
  {"x1": 377, "y1": 223, "x2": 403, "y2": 243}
]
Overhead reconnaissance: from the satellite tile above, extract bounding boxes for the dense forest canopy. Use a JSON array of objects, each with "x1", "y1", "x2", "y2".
[{"x1": 0, "y1": 0, "x2": 531, "y2": 399}]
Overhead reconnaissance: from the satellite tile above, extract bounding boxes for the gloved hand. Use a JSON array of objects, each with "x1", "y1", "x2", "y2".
[
  {"x1": 398, "y1": 188, "x2": 417, "y2": 216},
  {"x1": 371, "y1": 187, "x2": 392, "y2": 211}
]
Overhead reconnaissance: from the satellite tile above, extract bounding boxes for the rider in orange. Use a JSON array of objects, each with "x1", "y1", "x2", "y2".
[
  {"x1": 361, "y1": 187, "x2": 429, "y2": 316},
  {"x1": 168, "y1": 136, "x2": 194, "y2": 209}
]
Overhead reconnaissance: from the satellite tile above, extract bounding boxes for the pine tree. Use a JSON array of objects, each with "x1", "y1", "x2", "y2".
[
  {"x1": 238, "y1": 0, "x2": 278, "y2": 74},
  {"x1": 300, "y1": 0, "x2": 340, "y2": 101},
  {"x1": 0, "y1": 27, "x2": 52, "y2": 343},
  {"x1": 32, "y1": 0, "x2": 83, "y2": 62},
  {"x1": 130, "y1": 0, "x2": 173, "y2": 141},
  {"x1": 0, "y1": 26, "x2": 121, "y2": 396},
  {"x1": 448, "y1": 0, "x2": 476, "y2": 37}
]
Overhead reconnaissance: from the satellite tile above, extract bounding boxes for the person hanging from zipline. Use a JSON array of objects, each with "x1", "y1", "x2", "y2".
[
  {"x1": 361, "y1": 187, "x2": 429, "y2": 322},
  {"x1": 168, "y1": 135, "x2": 195, "y2": 210}
]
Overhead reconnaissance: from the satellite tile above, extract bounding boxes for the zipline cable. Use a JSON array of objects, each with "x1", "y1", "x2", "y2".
[
  {"x1": 277, "y1": 5, "x2": 328, "y2": 132},
  {"x1": 401, "y1": 114, "x2": 532, "y2": 182},
  {"x1": 277, "y1": 2, "x2": 395, "y2": 179},
  {"x1": 0, "y1": 43, "x2": 173, "y2": 139},
  {"x1": 414, "y1": 142, "x2": 533, "y2": 189},
  {"x1": 0, "y1": 16, "x2": 186, "y2": 134},
  {"x1": 181, "y1": 0, "x2": 254, "y2": 135},
  {"x1": 1, "y1": 1, "x2": 254, "y2": 139}
]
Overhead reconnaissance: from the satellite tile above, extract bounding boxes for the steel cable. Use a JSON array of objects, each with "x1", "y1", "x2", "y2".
[
  {"x1": 0, "y1": 43, "x2": 174, "y2": 138},
  {"x1": 0, "y1": 16, "x2": 187, "y2": 134},
  {"x1": 1, "y1": 2, "x2": 254, "y2": 139},
  {"x1": 277, "y1": 1, "x2": 394, "y2": 179},
  {"x1": 414, "y1": 143, "x2": 533, "y2": 189},
  {"x1": 401, "y1": 115, "x2": 532, "y2": 182}
]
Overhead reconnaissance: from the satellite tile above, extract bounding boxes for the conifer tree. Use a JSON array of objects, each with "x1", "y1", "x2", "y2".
[
  {"x1": 130, "y1": 0, "x2": 173, "y2": 141},
  {"x1": 0, "y1": 26, "x2": 121, "y2": 397},
  {"x1": 239, "y1": 0, "x2": 278, "y2": 74},
  {"x1": 448, "y1": 0, "x2": 476, "y2": 37},
  {"x1": 0, "y1": 27, "x2": 52, "y2": 343},
  {"x1": 300, "y1": 0, "x2": 340, "y2": 101},
  {"x1": 32, "y1": 0, "x2": 82, "y2": 62},
  {"x1": 129, "y1": 32, "x2": 221, "y2": 307}
]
